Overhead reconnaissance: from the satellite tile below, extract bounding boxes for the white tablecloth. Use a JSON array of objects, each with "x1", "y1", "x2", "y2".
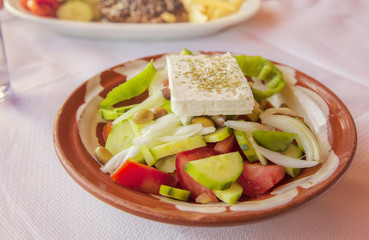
[{"x1": 1, "y1": 0, "x2": 369, "y2": 239}]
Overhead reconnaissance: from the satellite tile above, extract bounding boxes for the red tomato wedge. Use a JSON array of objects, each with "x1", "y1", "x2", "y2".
[
  {"x1": 26, "y1": 0, "x2": 60, "y2": 17},
  {"x1": 103, "y1": 122, "x2": 113, "y2": 143},
  {"x1": 19, "y1": 0, "x2": 28, "y2": 9},
  {"x1": 176, "y1": 147, "x2": 218, "y2": 203},
  {"x1": 238, "y1": 162, "x2": 285, "y2": 197},
  {"x1": 111, "y1": 160, "x2": 176, "y2": 194},
  {"x1": 214, "y1": 134, "x2": 236, "y2": 154}
]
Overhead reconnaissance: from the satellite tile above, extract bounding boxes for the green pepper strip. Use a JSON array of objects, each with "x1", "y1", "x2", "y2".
[
  {"x1": 180, "y1": 48, "x2": 193, "y2": 56},
  {"x1": 233, "y1": 55, "x2": 286, "y2": 101},
  {"x1": 99, "y1": 104, "x2": 138, "y2": 120},
  {"x1": 100, "y1": 60, "x2": 157, "y2": 108}
]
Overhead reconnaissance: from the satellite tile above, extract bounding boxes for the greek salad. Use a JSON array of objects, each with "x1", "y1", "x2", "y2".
[{"x1": 94, "y1": 49, "x2": 322, "y2": 205}]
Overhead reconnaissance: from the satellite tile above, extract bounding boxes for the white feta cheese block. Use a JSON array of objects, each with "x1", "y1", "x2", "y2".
[{"x1": 167, "y1": 53, "x2": 255, "y2": 116}]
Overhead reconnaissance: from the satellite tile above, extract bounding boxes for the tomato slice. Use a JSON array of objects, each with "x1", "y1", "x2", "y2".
[
  {"x1": 213, "y1": 133, "x2": 236, "y2": 154},
  {"x1": 103, "y1": 122, "x2": 113, "y2": 143},
  {"x1": 238, "y1": 162, "x2": 285, "y2": 197},
  {"x1": 19, "y1": 0, "x2": 28, "y2": 9},
  {"x1": 27, "y1": 0, "x2": 60, "y2": 17},
  {"x1": 111, "y1": 160, "x2": 176, "y2": 194},
  {"x1": 176, "y1": 147, "x2": 218, "y2": 203},
  {"x1": 162, "y1": 78, "x2": 169, "y2": 87}
]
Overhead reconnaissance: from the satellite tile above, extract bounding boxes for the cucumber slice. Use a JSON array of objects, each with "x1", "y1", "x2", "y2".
[
  {"x1": 203, "y1": 127, "x2": 232, "y2": 143},
  {"x1": 155, "y1": 155, "x2": 176, "y2": 173},
  {"x1": 56, "y1": 1, "x2": 93, "y2": 22},
  {"x1": 159, "y1": 185, "x2": 191, "y2": 201},
  {"x1": 234, "y1": 129, "x2": 258, "y2": 162},
  {"x1": 105, "y1": 119, "x2": 134, "y2": 155},
  {"x1": 282, "y1": 143, "x2": 302, "y2": 178},
  {"x1": 140, "y1": 146, "x2": 157, "y2": 166},
  {"x1": 150, "y1": 135, "x2": 206, "y2": 160},
  {"x1": 128, "y1": 118, "x2": 157, "y2": 166},
  {"x1": 213, "y1": 182, "x2": 243, "y2": 205},
  {"x1": 252, "y1": 130, "x2": 297, "y2": 152},
  {"x1": 131, "y1": 152, "x2": 145, "y2": 164},
  {"x1": 184, "y1": 152, "x2": 243, "y2": 190},
  {"x1": 115, "y1": 104, "x2": 138, "y2": 114},
  {"x1": 99, "y1": 109, "x2": 119, "y2": 121}
]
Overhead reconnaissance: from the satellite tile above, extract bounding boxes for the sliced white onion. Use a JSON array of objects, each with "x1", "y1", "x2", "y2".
[
  {"x1": 251, "y1": 77, "x2": 269, "y2": 91},
  {"x1": 259, "y1": 112, "x2": 320, "y2": 162},
  {"x1": 100, "y1": 146, "x2": 140, "y2": 174},
  {"x1": 158, "y1": 124, "x2": 203, "y2": 142},
  {"x1": 275, "y1": 83, "x2": 331, "y2": 162},
  {"x1": 266, "y1": 93, "x2": 284, "y2": 108},
  {"x1": 262, "y1": 107, "x2": 298, "y2": 117},
  {"x1": 295, "y1": 86, "x2": 329, "y2": 118},
  {"x1": 180, "y1": 115, "x2": 193, "y2": 125},
  {"x1": 148, "y1": 69, "x2": 168, "y2": 95},
  {"x1": 225, "y1": 120, "x2": 273, "y2": 133},
  {"x1": 254, "y1": 145, "x2": 320, "y2": 168},
  {"x1": 245, "y1": 132, "x2": 268, "y2": 166},
  {"x1": 172, "y1": 123, "x2": 203, "y2": 136},
  {"x1": 199, "y1": 126, "x2": 216, "y2": 135},
  {"x1": 140, "y1": 113, "x2": 179, "y2": 134},
  {"x1": 275, "y1": 64, "x2": 298, "y2": 86},
  {"x1": 133, "y1": 113, "x2": 180, "y2": 145},
  {"x1": 158, "y1": 124, "x2": 216, "y2": 142},
  {"x1": 292, "y1": 86, "x2": 331, "y2": 161}
]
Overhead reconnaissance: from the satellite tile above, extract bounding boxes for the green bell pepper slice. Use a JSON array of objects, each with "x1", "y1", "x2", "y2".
[
  {"x1": 233, "y1": 55, "x2": 286, "y2": 101},
  {"x1": 180, "y1": 48, "x2": 193, "y2": 56},
  {"x1": 99, "y1": 104, "x2": 137, "y2": 120},
  {"x1": 252, "y1": 130, "x2": 297, "y2": 152},
  {"x1": 100, "y1": 60, "x2": 157, "y2": 108}
]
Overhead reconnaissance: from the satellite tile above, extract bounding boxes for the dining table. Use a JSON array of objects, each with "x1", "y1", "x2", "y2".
[{"x1": 1, "y1": 0, "x2": 369, "y2": 239}]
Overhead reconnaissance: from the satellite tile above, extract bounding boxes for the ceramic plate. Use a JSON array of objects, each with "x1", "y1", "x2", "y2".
[
  {"x1": 53, "y1": 51, "x2": 356, "y2": 226},
  {"x1": 5, "y1": 0, "x2": 261, "y2": 40}
]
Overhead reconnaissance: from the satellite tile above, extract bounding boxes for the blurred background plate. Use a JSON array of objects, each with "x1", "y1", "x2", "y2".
[{"x1": 4, "y1": 0, "x2": 261, "y2": 40}]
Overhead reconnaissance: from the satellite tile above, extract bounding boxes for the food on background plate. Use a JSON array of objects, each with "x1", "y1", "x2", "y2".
[
  {"x1": 92, "y1": 49, "x2": 328, "y2": 205},
  {"x1": 23, "y1": 0, "x2": 62, "y2": 17},
  {"x1": 56, "y1": 0, "x2": 97, "y2": 21},
  {"x1": 182, "y1": 0, "x2": 245, "y2": 23},
  {"x1": 19, "y1": 0, "x2": 246, "y2": 23},
  {"x1": 22, "y1": 0, "x2": 101, "y2": 20},
  {"x1": 98, "y1": 0, "x2": 188, "y2": 23}
]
